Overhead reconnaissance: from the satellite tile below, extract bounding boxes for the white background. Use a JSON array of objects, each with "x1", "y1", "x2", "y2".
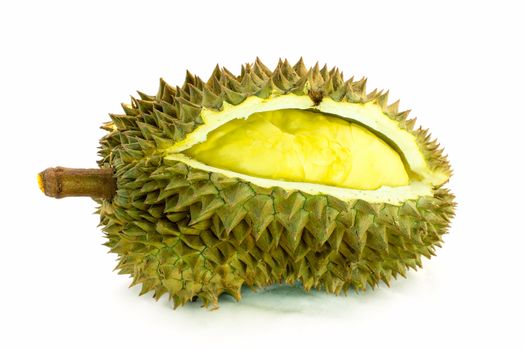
[{"x1": 1, "y1": 0, "x2": 523, "y2": 349}]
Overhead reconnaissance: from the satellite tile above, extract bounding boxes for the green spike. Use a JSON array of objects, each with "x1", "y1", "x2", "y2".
[
  {"x1": 201, "y1": 85, "x2": 223, "y2": 110},
  {"x1": 176, "y1": 97, "x2": 201, "y2": 122},
  {"x1": 222, "y1": 86, "x2": 246, "y2": 105},
  {"x1": 293, "y1": 57, "x2": 308, "y2": 77},
  {"x1": 254, "y1": 57, "x2": 272, "y2": 77}
]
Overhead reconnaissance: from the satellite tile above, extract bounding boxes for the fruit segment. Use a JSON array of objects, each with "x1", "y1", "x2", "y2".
[{"x1": 185, "y1": 109, "x2": 409, "y2": 190}]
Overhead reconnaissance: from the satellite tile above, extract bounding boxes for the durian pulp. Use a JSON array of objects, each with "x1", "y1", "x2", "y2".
[{"x1": 184, "y1": 109, "x2": 409, "y2": 190}]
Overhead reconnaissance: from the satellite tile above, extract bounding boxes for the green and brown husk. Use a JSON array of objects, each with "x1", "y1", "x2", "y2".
[{"x1": 41, "y1": 58, "x2": 455, "y2": 309}]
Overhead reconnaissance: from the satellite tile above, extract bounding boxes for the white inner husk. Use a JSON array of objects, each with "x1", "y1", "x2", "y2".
[{"x1": 165, "y1": 95, "x2": 447, "y2": 205}]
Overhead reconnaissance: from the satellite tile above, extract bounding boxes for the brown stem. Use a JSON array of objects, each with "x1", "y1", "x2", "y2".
[{"x1": 38, "y1": 167, "x2": 116, "y2": 199}]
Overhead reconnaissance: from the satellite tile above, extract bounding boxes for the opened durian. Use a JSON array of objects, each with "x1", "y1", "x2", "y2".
[{"x1": 39, "y1": 58, "x2": 455, "y2": 309}]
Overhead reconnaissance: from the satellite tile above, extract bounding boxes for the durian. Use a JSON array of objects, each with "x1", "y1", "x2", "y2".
[{"x1": 39, "y1": 58, "x2": 455, "y2": 309}]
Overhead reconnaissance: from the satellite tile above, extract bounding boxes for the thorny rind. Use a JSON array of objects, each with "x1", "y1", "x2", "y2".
[{"x1": 95, "y1": 58, "x2": 455, "y2": 309}]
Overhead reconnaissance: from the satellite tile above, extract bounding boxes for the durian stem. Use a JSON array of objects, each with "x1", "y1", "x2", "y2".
[{"x1": 38, "y1": 167, "x2": 116, "y2": 199}]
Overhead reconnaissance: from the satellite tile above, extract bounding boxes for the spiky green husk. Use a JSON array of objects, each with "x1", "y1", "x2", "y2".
[{"x1": 97, "y1": 58, "x2": 455, "y2": 308}]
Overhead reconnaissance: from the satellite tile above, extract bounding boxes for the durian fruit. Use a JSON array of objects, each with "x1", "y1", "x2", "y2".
[{"x1": 38, "y1": 58, "x2": 455, "y2": 309}]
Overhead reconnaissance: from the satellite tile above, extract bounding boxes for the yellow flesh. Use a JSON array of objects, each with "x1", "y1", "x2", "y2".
[
  {"x1": 37, "y1": 173, "x2": 45, "y2": 193},
  {"x1": 184, "y1": 109, "x2": 409, "y2": 190}
]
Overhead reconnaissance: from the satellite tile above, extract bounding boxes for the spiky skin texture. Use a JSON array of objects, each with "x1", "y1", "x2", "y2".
[{"x1": 97, "y1": 59, "x2": 455, "y2": 309}]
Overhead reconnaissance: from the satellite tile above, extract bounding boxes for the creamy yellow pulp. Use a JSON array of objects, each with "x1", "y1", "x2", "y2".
[{"x1": 184, "y1": 109, "x2": 409, "y2": 190}]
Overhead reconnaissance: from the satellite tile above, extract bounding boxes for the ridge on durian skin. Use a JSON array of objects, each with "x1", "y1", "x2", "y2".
[
  {"x1": 184, "y1": 108, "x2": 410, "y2": 190},
  {"x1": 87, "y1": 58, "x2": 456, "y2": 309}
]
